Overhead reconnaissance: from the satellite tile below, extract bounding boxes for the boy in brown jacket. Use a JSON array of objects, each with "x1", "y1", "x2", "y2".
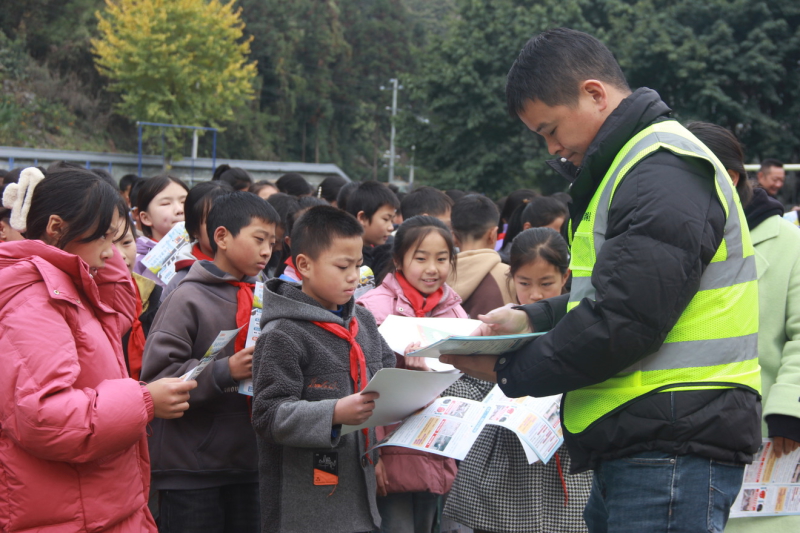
[{"x1": 141, "y1": 191, "x2": 278, "y2": 532}]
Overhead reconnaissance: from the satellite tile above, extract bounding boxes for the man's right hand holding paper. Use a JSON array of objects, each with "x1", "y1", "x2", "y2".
[
  {"x1": 440, "y1": 304, "x2": 534, "y2": 383},
  {"x1": 471, "y1": 304, "x2": 533, "y2": 337}
]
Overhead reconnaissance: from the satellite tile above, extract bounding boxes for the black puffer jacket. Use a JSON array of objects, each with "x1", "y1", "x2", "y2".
[{"x1": 496, "y1": 88, "x2": 762, "y2": 472}]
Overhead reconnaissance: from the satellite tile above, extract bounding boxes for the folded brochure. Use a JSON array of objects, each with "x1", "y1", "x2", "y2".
[
  {"x1": 408, "y1": 332, "x2": 542, "y2": 358},
  {"x1": 370, "y1": 385, "x2": 563, "y2": 463},
  {"x1": 180, "y1": 327, "x2": 243, "y2": 382}
]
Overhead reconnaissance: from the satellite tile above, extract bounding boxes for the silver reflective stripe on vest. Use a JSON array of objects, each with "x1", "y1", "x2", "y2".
[
  {"x1": 699, "y1": 255, "x2": 757, "y2": 291},
  {"x1": 570, "y1": 276, "x2": 595, "y2": 302},
  {"x1": 623, "y1": 333, "x2": 758, "y2": 372}
]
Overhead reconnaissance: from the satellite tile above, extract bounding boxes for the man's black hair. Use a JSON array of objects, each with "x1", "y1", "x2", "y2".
[
  {"x1": 506, "y1": 27, "x2": 630, "y2": 116},
  {"x1": 206, "y1": 191, "x2": 280, "y2": 253},
  {"x1": 759, "y1": 158, "x2": 784, "y2": 172},
  {"x1": 400, "y1": 186, "x2": 453, "y2": 220},
  {"x1": 344, "y1": 181, "x2": 400, "y2": 221},
  {"x1": 451, "y1": 194, "x2": 499, "y2": 242},
  {"x1": 119, "y1": 174, "x2": 139, "y2": 192},
  {"x1": 316, "y1": 175, "x2": 348, "y2": 204},
  {"x1": 291, "y1": 205, "x2": 363, "y2": 262},
  {"x1": 185, "y1": 181, "x2": 234, "y2": 240}
]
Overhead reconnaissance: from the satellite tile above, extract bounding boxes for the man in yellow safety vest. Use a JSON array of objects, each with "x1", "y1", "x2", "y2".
[{"x1": 442, "y1": 28, "x2": 762, "y2": 533}]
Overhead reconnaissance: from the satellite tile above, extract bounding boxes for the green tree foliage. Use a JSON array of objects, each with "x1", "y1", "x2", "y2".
[
  {"x1": 91, "y1": 0, "x2": 257, "y2": 143},
  {"x1": 401, "y1": 0, "x2": 800, "y2": 195},
  {"x1": 237, "y1": 0, "x2": 420, "y2": 180}
]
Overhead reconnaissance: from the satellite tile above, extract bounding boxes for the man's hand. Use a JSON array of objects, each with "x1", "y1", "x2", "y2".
[
  {"x1": 438, "y1": 354, "x2": 499, "y2": 383},
  {"x1": 472, "y1": 304, "x2": 533, "y2": 337},
  {"x1": 773, "y1": 436, "x2": 800, "y2": 458},
  {"x1": 146, "y1": 378, "x2": 197, "y2": 419},
  {"x1": 333, "y1": 391, "x2": 380, "y2": 426},
  {"x1": 375, "y1": 457, "x2": 389, "y2": 497},
  {"x1": 403, "y1": 341, "x2": 430, "y2": 371},
  {"x1": 228, "y1": 346, "x2": 255, "y2": 381}
]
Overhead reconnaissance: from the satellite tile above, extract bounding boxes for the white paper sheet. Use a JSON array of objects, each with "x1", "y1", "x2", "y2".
[
  {"x1": 378, "y1": 315, "x2": 482, "y2": 355},
  {"x1": 341, "y1": 368, "x2": 462, "y2": 435}
]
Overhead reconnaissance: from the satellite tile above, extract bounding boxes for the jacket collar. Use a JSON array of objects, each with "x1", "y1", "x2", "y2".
[{"x1": 262, "y1": 278, "x2": 357, "y2": 328}]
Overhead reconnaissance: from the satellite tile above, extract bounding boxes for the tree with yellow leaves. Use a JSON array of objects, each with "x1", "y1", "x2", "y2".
[{"x1": 92, "y1": 0, "x2": 257, "y2": 138}]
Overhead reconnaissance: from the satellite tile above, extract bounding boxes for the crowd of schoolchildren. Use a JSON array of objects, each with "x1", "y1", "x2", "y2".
[{"x1": 0, "y1": 135, "x2": 798, "y2": 533}]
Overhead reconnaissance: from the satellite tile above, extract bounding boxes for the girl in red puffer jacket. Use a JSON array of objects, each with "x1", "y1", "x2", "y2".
[{"x1": 0, "y1": 167, "x2": 195, "y2": 533}]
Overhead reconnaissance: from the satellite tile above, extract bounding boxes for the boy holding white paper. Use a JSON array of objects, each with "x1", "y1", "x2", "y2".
[
  {"x1": 141, "y1": 192, "x2": 279, "y2": 532},
  {"x1": 252, "y1": 206, "x2": 396, "y2": 533}
]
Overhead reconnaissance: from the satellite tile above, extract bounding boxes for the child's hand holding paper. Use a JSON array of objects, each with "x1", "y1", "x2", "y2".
[{"x1": 404, "y1": 340, "x2": 430, "y2": 372}]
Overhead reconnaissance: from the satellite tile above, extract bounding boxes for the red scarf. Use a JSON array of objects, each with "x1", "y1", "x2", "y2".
[
  {"x1": 227, "y1": 281, "x2": 255, "y2": 353},
  {"x1": 174, "y1": 244, "x2": 215, "y2": 272},
  {"x1": 312, "y1": 317, "x2": 371, "y2": 457},
  {"x1": 192, "y1": 243, "x2": 214, "y2": 262},
  {"x1": 395, "y1": 272, "x2": 444, "y2": 317},
  {"x1": 284, "y1": 257, "x2": 303, "y2": 281},
  {"x1": 127, "y1": 281, "x2": 146, "y2": 381}
]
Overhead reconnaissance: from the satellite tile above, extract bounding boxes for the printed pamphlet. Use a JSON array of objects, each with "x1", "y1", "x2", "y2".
[
  {"x1": 373, "y1": 385, "x2": 563, "y2": 464},
  {"x1": 181, "y1": 327, "x2": 242, "y2": 382},
  {"x1": 730, "y1": 438, "x2": 800, "y2": 518},
  {"x1": 341, "y1": 368, "x2": 462, "y2": 435},
  {"x1": 140, "y1": 222, "x2": 192, "y2": 284},
  {"x1": 238, "y1": 279, "x2": 264, "y2": 396}
]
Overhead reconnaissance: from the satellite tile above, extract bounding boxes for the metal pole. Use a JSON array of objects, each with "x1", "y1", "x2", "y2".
[
  {"x1": 409, "y1": 145, "x2": 415, "y2": 186},
  {"x1": 137, "y1": 124, "x2": 143, "y2": 177},
  {"x1": 192, "y1": 130, "x2": 199, "y2": 160},
  {"x1": 388, "y1": 78, "x2": 398, "y2": 183},
  {"x1": 212, "y1": 130, "x2": 217, "y2": 174}
]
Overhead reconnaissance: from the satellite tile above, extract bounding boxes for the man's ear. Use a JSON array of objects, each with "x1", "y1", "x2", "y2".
[
  {"x1": 285, "y1": 235, "x2": 291, "y2": 248},
  {"x1": 295, "y1": 253, "x2": 312, "y2": 277},
  {"x1": 581, "y1": 80, "x2": 609, "y2": 111},
  {"x1": 522, "y1": 222, "x2": 532, "y2": 231},
  {"x1": 356, "y1": 210, "x2": 369, "y2": 226},
  {"x1": 213, "y1": 226, "x2": 230, "y2": 251}
]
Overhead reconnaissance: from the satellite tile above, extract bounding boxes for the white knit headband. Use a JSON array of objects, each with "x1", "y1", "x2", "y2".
[{"x1": 2, "y1": 167, "x2": 45, "y2": 233}]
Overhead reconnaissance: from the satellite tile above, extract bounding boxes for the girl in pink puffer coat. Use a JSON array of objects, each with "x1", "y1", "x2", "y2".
[
  {"x1": 357, "y1": 216, "x2": 492, "y2": 533},
  {"x1": 0, "y1": 167, "x2": 194, "y2": 533}
]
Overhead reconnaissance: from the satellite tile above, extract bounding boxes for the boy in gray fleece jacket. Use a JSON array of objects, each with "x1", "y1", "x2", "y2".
[
  {"x1": 252, "y1": 206, "x2": 396, "y2": 533},
  {"x1": 141, "y1": 192, "x2": 279, "y2": 532}
]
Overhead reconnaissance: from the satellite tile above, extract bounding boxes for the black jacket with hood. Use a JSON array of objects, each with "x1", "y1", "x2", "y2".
[{"x1": 495, "y1": 88, "x2": 762, "y2": 472}]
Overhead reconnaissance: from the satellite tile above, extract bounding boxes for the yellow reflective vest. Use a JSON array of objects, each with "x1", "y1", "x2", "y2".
[{"x1": 564, "y1": 121, "x2": 761, "y2": 435}]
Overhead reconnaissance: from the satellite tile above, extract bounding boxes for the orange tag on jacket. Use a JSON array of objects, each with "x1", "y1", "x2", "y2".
[{"x1": 313, "y1": 452, "x2": 339, "y2": 486}]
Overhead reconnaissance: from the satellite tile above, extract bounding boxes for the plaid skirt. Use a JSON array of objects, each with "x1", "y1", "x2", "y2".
[{"x1": 443, "y1": 425, "x2": 592, "y2": 533}]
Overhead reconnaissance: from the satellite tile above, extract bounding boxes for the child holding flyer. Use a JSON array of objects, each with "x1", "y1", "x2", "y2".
[
  {"x1": 251, "y1": 206, "x2": 396, "y2": 533},
  {"x1": 443, "y1": 228, "x2": 592, "y2": 533},
  {"x1": 0, "y1": 166, "x2": 194, "y2": 532},
  {"x1": 141, "y1": 191, "x2": 279, "y2": 532},
  {"x1": 357, "y1": 215, "x2": 493, "y2": 533},
  {"x1": 160, "y1": 180, "x2": 233, "y2": 301},
  {"x1": 133, "y1": 175, "x2": 189, "y2": 287}
]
